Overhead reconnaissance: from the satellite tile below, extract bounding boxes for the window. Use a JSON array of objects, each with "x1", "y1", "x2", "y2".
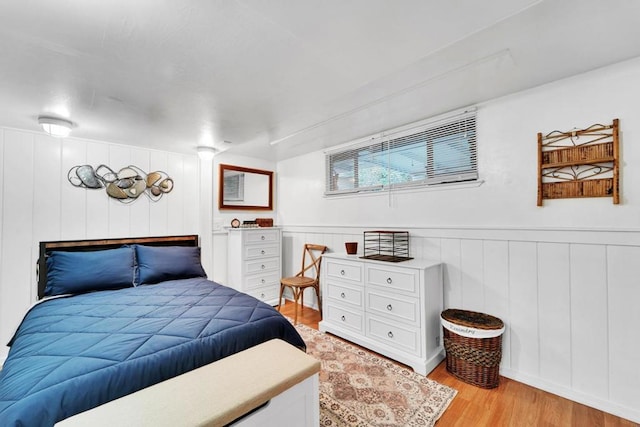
[
  {"x1": 223, "y1": 172, "x2": 244, "y2": 201},
  {"x1": 325, "y1": 109, "x2": 477, "y2": 195}
]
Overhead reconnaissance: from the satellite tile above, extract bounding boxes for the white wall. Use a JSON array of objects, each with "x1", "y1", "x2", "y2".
[
  {"x1": 275, "y1": 57, "x2": 640, "y2": 423},
  {"x1": 0, "y1": 128, "x2": 203, "y2": 363},
  {"x1": 278, "y1": 59, "x2": 640, "y2": 228}
]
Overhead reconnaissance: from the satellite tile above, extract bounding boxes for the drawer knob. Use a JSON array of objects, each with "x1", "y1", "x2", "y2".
[
  {"x1": 340, "y1": 270, "x2": 345, "y2": 276},
  {"x1": 340, "y1": 292, "x2": 346, "y2": 299},
  {"x1": 387, "y1": 331, "x2": 394, "y2": 338},
  {"x1": 261, "y1": 250, "x2": 265, "y2": 255},
  {"x1": 261, "y1": 264, "x2": 265, "y2": 269},
  {"x1": 260, "y1": 293, "x2": 265, "y2": 298},
  {"x1": 261, "y1": 278, "x2": 266, "y2": 284},
  {"x1": 341, "y1": 315, "x2": 346, "y2": 321},
  {"x1": 386, "y1": 304, "x2": 393, "y2": 311},
  {"x1": 261, "y1": 235, "x2": 265, "y2": 240},
  {"x1": 386, "y1": 277, "x2": 393, "y2": 284}
]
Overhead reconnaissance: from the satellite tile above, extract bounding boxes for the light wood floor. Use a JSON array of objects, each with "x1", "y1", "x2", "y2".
[{"x1": 278, "y1": 301, "x2": 637, "y2": 427}]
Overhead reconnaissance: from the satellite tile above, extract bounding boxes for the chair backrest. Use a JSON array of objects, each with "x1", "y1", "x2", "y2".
[{"x1": 298, "y1": 244, "x2": 328, "y2": 282}]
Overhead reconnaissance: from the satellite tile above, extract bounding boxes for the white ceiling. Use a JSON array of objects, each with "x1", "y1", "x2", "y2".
[{"x1": 1, "y1": 0, "x2": 639, "y2": 160}]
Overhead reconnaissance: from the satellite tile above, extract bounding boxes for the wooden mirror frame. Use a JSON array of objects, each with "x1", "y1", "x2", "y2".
[{"x1": 218, "y1": 164, "x2": 273, "y2": 211}]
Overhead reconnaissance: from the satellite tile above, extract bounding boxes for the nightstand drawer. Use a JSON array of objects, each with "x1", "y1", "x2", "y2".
[
  {"x1": 326, "y1": 282, "x2": 363, "y2": 308},
  {"x1": 366, "y1": 316, "x2": 420, "y2": 355},
  {"x1": 245, "y1": 258, "x2": 279, "y2": 274},
  {"x1": 326, "y1": 260, "x2": 362, "y2": 283},
  {"x1": 244, "y1": 230, "x2": 279, "y2": 245},
  {"x1": 325, "y1": 304, "x2": 363, "y2": 333},
  {"x1": 367, "y1": 265, "x2": 417, "y2": 294},
  {"x1": 366, "y1": 290, "x2": 418, "y2": 325},
  {"x1": 245, "y1": 272, "x2": 280, "y2": 290},
  {"x1": 244, "y1": 244, "x2": 280, "y2": 260}
]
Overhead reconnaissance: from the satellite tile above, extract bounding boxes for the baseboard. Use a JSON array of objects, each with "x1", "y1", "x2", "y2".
[
  {"x1": 500, "y1": 368, "x2": 640, "y2": 424},
  {"x1": 280, "y1": 296, "x2": 319, "y2": 311}
]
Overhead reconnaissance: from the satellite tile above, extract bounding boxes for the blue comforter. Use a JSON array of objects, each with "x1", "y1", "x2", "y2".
[{"x1": 0, "y1": 278, "x2": 305, "y2": 426}]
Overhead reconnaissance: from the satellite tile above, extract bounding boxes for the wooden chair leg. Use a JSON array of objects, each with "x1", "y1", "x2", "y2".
[
  {"x1": 314, "y1": 285, "x2": 322, "y2": 318},
  {"x1": 292, "y1": 287, "x2": 302, "y2": 325},
  {"x1": 300, "y1": 287, "x2": 305, "y2": 313},
  {"x1": 276, "y1": 283, "x2": 285, "y2": 312}
]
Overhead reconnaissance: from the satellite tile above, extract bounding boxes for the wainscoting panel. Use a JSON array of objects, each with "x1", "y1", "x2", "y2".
[
  {"x1": 151, "y1": 151, "x2": 171, "y2": 236},
  {"x1": 34, "y1": 135, "x2": 63, "y2": 242},
  {"x1": 570, "y1": 244, "x2": 609, "y2": 400},
  {"x1": 440, "y1": 238, "x2": 462, "y2": 309},
  {"x1": 108, "y1": 144, "x2": 132, "y2": 237},
  {"x1": 167, "y1": 153, "x2": 185, "y2": 236},
  {"x1": 482, "y1": 240, "x2": 510, "y2": 372},
  {"x1": 129, "y1": 148, "x2": 151, "y2": 238},
  {"x1": 1, "y1": 130, "x2": 35, "y2": 343},
  {"x1": 280, "y1": 225, "x2": 640, "y2": 423},
  {"x1": 86, "y1": 142, "x2": 110, "y2": 239},
  {"x1": 182, "y1": 156, "x2": 200, "y2": 236},
  {"x1": 460, "y1": 239, "x2": 484, "y2": 312},
  {"x1": 537, "y1": 242, "x2": 572, "y2": 389},
  {"x1": 508, "y1": 241, "x2": 539, "y2": 378},
  {"x1": 421, "y1": 237, "x2": 442, "y2": 261},
  {"x1": 606, "y1": 245, "x2": 640, "y2": 409},
  {"x1": 61, "y1": 139, "x2": 87, "y2": 240}
]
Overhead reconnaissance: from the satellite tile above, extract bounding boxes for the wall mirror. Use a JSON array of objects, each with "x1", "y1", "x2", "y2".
[{"x1": 218, "y1": 164, "x2": 273, "y2": 210}]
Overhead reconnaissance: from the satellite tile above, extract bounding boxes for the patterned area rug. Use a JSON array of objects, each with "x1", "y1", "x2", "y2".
[{"x1": 293, "y1": 323, "x2": 457, "y2": 426}]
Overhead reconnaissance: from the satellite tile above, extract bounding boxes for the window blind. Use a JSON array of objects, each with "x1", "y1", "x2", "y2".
[{"x1": 325, "y1": 109, "x2": 477, "y2": 195}]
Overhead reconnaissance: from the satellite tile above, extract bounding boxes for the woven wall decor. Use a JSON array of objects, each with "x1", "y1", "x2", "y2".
[
  {"x1": 68, "y1": 164, "x2": 173, "y2": 203},
  {"x1": 537, "y1": 119, "x2": 619, "y2": 206}
]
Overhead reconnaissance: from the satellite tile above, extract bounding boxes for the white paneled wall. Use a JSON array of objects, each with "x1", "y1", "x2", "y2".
[
  {"x1": 0, "y1": 128, "x2": 201, "y2": 362},
  {"x1": 268, "y1": 57, "x2": 640, "y2": 423},
  {"x1": 607, "y1": 245, "x2": 640, "y2": 410},
  {"x1": 279, "y1": 226, "x2": 640, "y2": 422}
]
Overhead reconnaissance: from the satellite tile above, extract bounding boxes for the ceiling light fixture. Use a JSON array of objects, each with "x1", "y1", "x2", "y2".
[
  {"x1": 196, "y1": 145, "x2": 217, "y2": 160},
  {"x1": 38, "y1": 116, "x2": 74, "y2": 138}
]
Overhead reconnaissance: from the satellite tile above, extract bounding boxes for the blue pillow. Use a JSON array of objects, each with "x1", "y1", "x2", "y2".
[
  {"x1": 45, "y1": 247, "x2": 135, "y2": 296},
  {"x1": 135, "y1": 245, "x2": 206, "y2": 285}
]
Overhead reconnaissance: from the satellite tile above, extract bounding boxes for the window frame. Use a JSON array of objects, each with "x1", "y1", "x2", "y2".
[{"x1": 325, "y1": 108, "x2": 478, "y2": 196}]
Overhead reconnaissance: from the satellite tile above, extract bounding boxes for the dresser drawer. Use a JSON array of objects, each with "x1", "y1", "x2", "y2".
[
  {"x1": 366, "y1": 290, "x2": 419, "y2": 325},
  {"x1": 244, "y1": 244, "x2": 280, "y2": 260},
  {"x1": 244, "y1": 230, "x2": 280, "y2": 245},
  {"x1": 325, "y1": 304, "x2": 363, "y2": 333},
  {"x1": 366, "y1": 316, "x2": 420, "y2": 355},
  {"x1": 325, "y1": 259, "x2": 362, "y2": 283},
  {"x1": 245, "y1": 258, "x2": 280, "y2": 274},
  {"x1": 244, "y1": 271, "x2": 280, "y2": 290},
  {"x1": 245, "y1": 285, "x2": 279, "y2": 303},
  {"x1": 367, "y1": 265, "x2": 418, "y2": 294},
  {"x1": 326, "y1": 282, "x2": 363, "y2": 308}
]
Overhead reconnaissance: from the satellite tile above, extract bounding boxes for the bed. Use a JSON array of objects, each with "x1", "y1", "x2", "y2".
[{"x1": 0, "y1": 235, "x2": 306, "y2": 426}]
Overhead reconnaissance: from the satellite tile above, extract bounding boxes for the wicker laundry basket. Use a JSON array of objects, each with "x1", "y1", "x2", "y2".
[{"x1": 441, "y1": 309, "x2": 505, "y2": 389}]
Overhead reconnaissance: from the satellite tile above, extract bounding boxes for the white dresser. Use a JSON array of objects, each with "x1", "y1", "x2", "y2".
[
  {"x1": 319, "y1": 253, "x2": 444, "y2": 375},
  {"x1": 227, "y1": 227, "x2": 282, "y2": 306}
]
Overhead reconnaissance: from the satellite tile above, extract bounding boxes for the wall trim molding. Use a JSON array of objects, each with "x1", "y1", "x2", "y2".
[{"x1": 281, "y1": 224, "x2": 640, "y2": 246}]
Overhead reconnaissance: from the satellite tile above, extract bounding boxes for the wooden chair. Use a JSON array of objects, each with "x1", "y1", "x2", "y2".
[{"x1": 277, "y1": 244, "x2": 328, "y2": 324}]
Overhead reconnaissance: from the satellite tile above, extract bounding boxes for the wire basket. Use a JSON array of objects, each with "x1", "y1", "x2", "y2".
[{"x1": 360, "y1": 231, "x2": 412, "y2": 262}]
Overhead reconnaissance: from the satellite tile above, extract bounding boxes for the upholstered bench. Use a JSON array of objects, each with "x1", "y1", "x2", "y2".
[{"x1": 57, "y1": 339, "x2": 321, "y2": 427}]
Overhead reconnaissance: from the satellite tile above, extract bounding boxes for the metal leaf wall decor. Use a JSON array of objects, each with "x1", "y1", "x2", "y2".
[{"x1": 68, "y1": 165, "x2": 174, "y2": 203}]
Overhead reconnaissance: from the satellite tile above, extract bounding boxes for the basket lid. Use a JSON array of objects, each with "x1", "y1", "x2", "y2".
[{"x1": 441, "y1": 309, "x2": 504, "y2": 330}]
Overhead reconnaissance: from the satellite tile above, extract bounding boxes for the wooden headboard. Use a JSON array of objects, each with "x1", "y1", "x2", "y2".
[{"x1": 37, "y1": 235, "x2": 199, "y2": 300}]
